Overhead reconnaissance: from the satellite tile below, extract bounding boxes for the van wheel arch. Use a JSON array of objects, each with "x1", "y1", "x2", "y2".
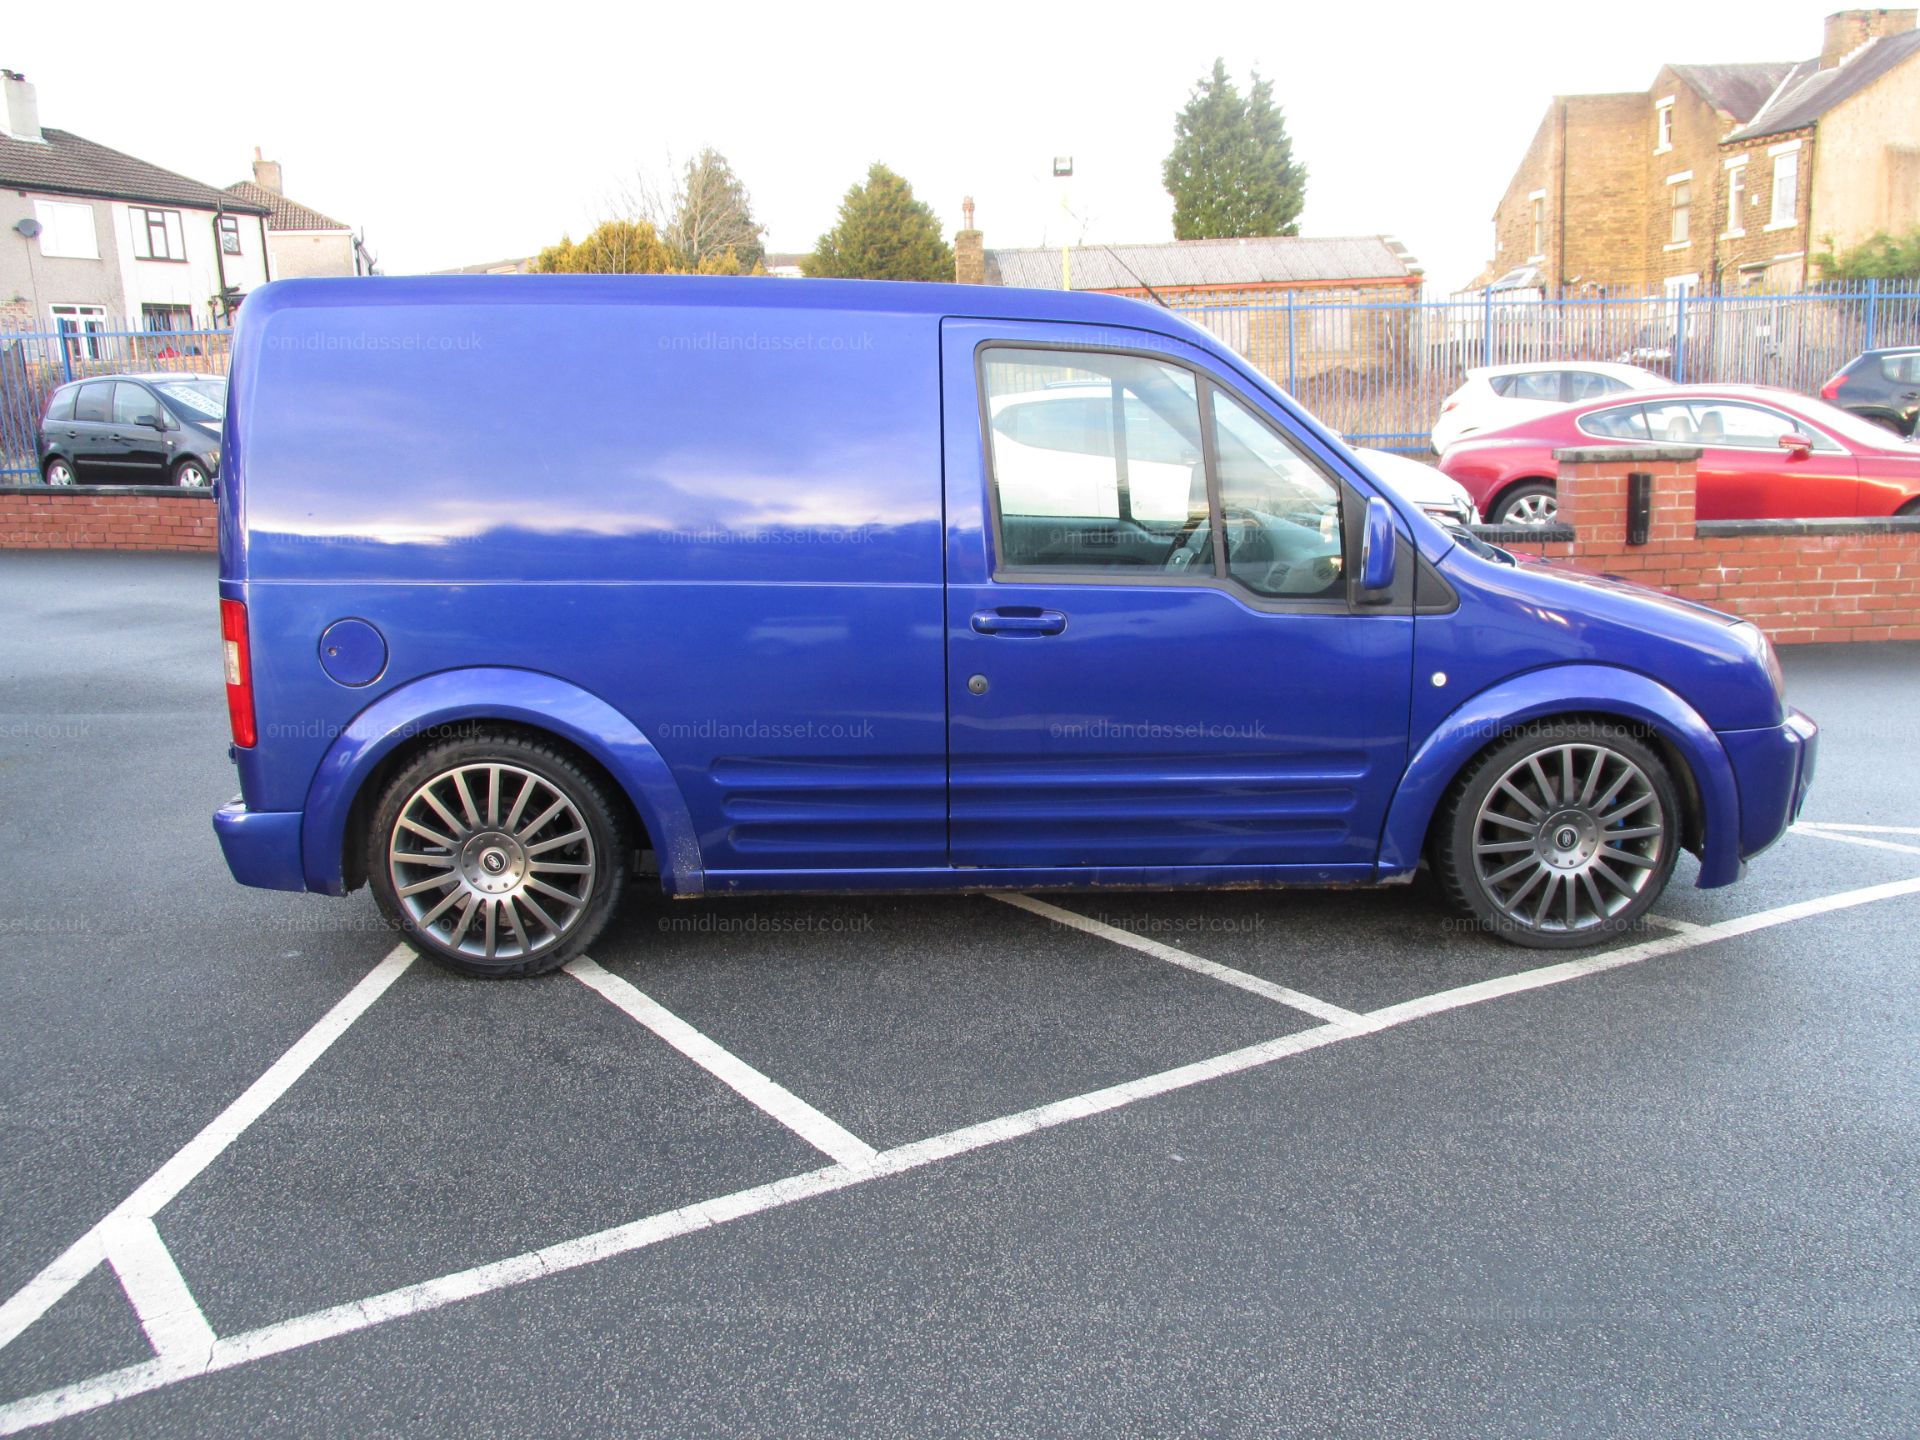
[
  {"x1": 1424, "y1": 708, "x2": 1705, "y2": 865},
  {"x1": 342, "y1": 719, "x2": 653, "y2": 895}
]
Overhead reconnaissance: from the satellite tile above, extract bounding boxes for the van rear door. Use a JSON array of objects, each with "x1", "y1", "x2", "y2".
[{"x1": 940, "y1": 319, "x2": 1414, "y2": 875}]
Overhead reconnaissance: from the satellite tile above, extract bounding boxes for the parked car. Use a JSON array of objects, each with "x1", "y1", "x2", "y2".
[
  {"x1": 1354, "y1": 448, "x2": 1480, "y2": 529},
  {"x1": 212, "y1": 276, "x2": 1815, "y2": 974},
  {"x1": 37, "y1": 373, "x2": 225, "y2": 488},
  {"x1": 1431, "y1": 361, "x2": 1666, "y2": 453},
  {"x1": 1820, "y1": 347, "x2": 1920, "y2": 437},
  {"x1": 1441, "y1": 384, "x2": 1920, "y2": 526}
]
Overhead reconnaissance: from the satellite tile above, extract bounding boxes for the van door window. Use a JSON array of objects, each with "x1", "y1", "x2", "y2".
[
  {"x1": 982, "y1": 349, "x2": 1207, "y2": 573},
  {"x1": 1209, "y1": 387, "x2": 1346, "y2": 599},
  {"x1": 73, "y1": 383, "x2": 112, "y2": 423}
]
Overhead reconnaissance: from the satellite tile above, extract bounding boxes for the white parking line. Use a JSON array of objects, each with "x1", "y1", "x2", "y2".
[
  {"x1": 101, "y1": 1219, "x2": 214, "y2": 1364},
  {"x1": 0, "y1": 944, "x2": 416, "y2": 1358},
  {"x1": 1795, "y1": 823, "x2": 1920, "y2": 836},
  {"x1": 992, "y1": 892, "x2": 1363, "y2": 1026},
  {"x1": 11, "y1": 866, "x2": 1920, "y2": 1433},
  {"x1": 565, "y1": 957, "x2": 877, "y2": 1168},
  {"x1": 1791, "y1": 824, "x2": 1920, "y2": 859}
]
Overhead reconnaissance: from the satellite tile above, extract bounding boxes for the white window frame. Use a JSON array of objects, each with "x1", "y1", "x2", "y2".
[
  {"x1": 1767, "y1": 141, "x2": 1801, "y2": 231},
  {"x1": 128, "y1": 206, "x2": 188, "y2": 262},
  {"x1": 32, "y1": 199, "x2": 99, "y2": 259},
  {"x1": 1723, "y1": 156, "x2": 1749, "y2": 238},
  {"x1": 1654, "y1": 97, "x2": 1675, "y2": 154},
  {"x1": 49, "y1": 302, "x2": 109, "y2": 361}
]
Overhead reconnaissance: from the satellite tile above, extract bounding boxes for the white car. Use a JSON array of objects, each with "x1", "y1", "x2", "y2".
[
  {"x1": 1355, "y1": 448, "x2": 1480, "y2": 529},
  {"x1": 1431, "y1": 362, "x2": 1666, "y2": 454}
]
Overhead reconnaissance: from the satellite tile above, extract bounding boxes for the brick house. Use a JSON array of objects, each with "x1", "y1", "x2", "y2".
[
  {"x1": 0, "y1": 70, "x2": 271, "y2": 339},
  {"x1": 1480, "y1": 9, "x2": 1920, "y2": 296},
  {"x1": 955, "y1": 219, "x2": 1422, "y2": 385},
  {"x1": 225, "y1": 150, "x2": 371, "y2": 278}
]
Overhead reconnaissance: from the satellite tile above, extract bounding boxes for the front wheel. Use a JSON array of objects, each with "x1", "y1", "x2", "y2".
[
  {"x1": 1491, "y1": 481, "x2": 1557, "y2": 527},
  {"x1": 367, "y1": 733, "x2": 629, "y2": 977},
  {"x1": 1434, "y1": 721, "x2": 1681, "y2": 949},
  {"x1": 172, "y1": 458, "x2": 210, "y2": 488}
]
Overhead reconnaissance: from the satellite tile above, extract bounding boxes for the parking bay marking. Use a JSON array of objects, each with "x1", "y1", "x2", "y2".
[
  {"x1": 565, "y1": 956, "x2": 877, "y2": 1168},
  {"x1": 1792, "y1": 823, "x2": 1920, "y2": 860},
  {"x1": 6, "y1": 861, "x2": 1920, "y2": 1435},
  {"x1": 991, "y1": 892, "x2": 1364, "y2": 1026}
]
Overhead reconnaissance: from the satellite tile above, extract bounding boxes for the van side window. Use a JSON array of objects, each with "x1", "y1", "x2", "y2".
[
  {"x1": 113, "y1": 383, "x2": 162, "y2": 426},
  {"x1": 983, "y1": 349, "x2": 1207, "y2": 572},
  {"x1": 1209, "y1": 388, "x2": 1346, "y2": 600}
]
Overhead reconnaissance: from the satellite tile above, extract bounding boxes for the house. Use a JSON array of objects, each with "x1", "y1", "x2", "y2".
[
  {"x1": 0, "y1": 70, "x2": 271, "y2": 344},
  {"x1": 954, "y1": 214, "x2": 1422, "y2": 386},
  {"x1": 226, "y1": 149, "x2": 370, "y2": 278},
  {"x1": 431, "y1": 256, "x2": 538, "y2": 275},
  {"x1": 1479, "y1": 8, "x2": 1920, "y2": 296}
]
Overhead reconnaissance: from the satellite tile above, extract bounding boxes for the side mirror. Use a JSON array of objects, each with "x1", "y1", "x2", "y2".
[
  {"x1": 145, "y1": 413, "x2": 168, "y2": 430},
  {"x1": 1778, "y1": 432, "x2": 1814, "y2": 456},
  {"x1": 1360, "y1": 495, "x2": 1397, "y2": 592}
]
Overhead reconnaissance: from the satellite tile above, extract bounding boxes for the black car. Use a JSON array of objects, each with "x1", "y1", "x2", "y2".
[
  {"x1": 1820, "y1": 347, "x2": 1920, "y2": 438},
  {"x1": 37, "y1": 374, "x2": 225, "y2": 487}
]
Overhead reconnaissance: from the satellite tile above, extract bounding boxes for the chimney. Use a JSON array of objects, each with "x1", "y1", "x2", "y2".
[
  {"x1": 955, "y1": 196, "x2": 986, "y2": 285},
  {"x1": 251, "y1": 146, "x2": 283, "y2": 194},
  {"x1": 1, "y1": 70, "x2": 43, "y2": 144},
  {"x1": 1822, "y1": 8, "x2": 1916, "y2": 68}
]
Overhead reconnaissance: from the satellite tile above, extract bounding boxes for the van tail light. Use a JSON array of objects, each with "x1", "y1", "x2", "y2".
[
  {"x1": 220, "y1": 598, "x2": 257, "y2": 748},
  {"x1": 1820, "y1": 370, "x2": 1845, "y2": 400}
]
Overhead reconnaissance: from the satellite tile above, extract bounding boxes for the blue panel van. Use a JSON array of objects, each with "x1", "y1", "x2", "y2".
[{"x1": 212, "y1": 276, "x2": 1817, "y2": 976}]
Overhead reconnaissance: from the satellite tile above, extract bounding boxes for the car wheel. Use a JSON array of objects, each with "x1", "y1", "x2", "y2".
[
  {"x1": 367, "y1": 733, "x2": 629, "y2": 977},
  {"x1": 1492, "y1": 482, "x2": 1557, "y2": 527},
  {"x1": 172, "y1": 458, "x2": 210, "y2": 488},
  {"x1": 1434, "y1": 720, "x2": 1681, "y2": 950},
  {"x1": 42, "y1": 457, "x2": 75, "y2": 486},
  {"x1": 1899, "y1": 497, "x2": 1920, "y2": 518}
]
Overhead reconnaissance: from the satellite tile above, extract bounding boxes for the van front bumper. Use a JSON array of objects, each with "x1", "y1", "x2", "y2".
[
  {"x1": 213, "y1": 799, "x2": 308, "y2": 892},
  {"x1": 1720, "y1": 708, "x2": 1819, "y2": 861}
]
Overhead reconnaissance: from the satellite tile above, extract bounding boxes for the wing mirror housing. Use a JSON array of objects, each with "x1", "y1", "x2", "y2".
[
  {"x1": 1778, "y1": 432, "x2": 1814, "y2": 457},
  {"x1": 1360, "y1": 495, "x2": 1398, "y2": 594}
]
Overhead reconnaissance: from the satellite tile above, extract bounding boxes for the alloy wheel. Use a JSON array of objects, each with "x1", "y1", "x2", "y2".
[
  {"x1": 1503, "y1": 492, "x2": 1558, "y2": 526},
  {"x1": 388, "y1": 762, "x2": 597, "y2": 963},
  {"x1": 1471, "y1": 742, "x2": 1666, "y2": 934}
]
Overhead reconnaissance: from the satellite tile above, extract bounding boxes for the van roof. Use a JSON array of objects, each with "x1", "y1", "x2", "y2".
[{"x1": 241, "y1": 274, "x2": 1203, "y2": 332}]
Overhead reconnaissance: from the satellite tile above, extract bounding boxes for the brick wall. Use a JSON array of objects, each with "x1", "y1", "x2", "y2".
[
  {"x1": 1497, "y1": 447, "x2": 1920, "y2": 644},
  {"x1": 0, "y1": 487, "x2": 217, "y2": 552}
]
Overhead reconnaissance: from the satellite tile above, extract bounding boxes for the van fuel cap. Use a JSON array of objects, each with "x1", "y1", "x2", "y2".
[{"x1": 318, "y1": 618, "x2": 388, "y2": 687}]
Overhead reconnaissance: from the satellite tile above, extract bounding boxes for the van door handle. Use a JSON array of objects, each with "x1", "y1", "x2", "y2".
[{"x1": 971, "y1": 608, "x2": 1067, "y2": 636}]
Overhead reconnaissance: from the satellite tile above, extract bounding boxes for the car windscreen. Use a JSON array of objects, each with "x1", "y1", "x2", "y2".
[{"x1": 156, "y1": 380, "x2": 226, "y2": 422}]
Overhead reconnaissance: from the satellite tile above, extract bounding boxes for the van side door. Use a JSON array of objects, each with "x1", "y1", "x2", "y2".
[{"x1": 940, "y1": 320, "x2": 1416, "y2": 875}]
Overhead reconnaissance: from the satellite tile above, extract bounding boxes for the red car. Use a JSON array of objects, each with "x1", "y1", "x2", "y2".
[{"x1": 1438, "y1": 385, "x2": 1920, "y2": 526}]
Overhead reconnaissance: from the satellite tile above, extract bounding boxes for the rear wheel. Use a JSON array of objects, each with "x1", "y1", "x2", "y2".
[
  {"x1": 1435, "y1": 721, "x2": 1680, "y2": 949},
  {"x1": 367, "y1": 733, "x2": 628, "y2": 977},
  {"x1": 172, "y1": 457, "x2": 210, "y2": 488},
  {"x1": 42, "y1": 456, "x2": 75, "y2": 486},
  {"x1": 1491, "y1": 481, "x2": 1557, "y2": 527},
  {"x1": 1898, "y1": 497, "x2": 1920, "y2": 517}
]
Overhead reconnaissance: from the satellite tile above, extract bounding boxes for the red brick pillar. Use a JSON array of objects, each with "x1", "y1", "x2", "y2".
[{"x1": 1552, "y1": 444, "x2": 1700, "y2": 565}]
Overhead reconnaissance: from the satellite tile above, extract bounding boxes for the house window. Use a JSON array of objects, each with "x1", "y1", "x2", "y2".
[
  {"x1": 218, "y1": 215, "x2": 242, "y2": 256},
  {"x1": 1724, "y1": 161, "x2": 1748, "y2": 237},
  {"x1": 128, "y1": 207, "x2": 187, "y2": 261},
  {"x1": 1529, "y1": 194, "x2": 1545, "y2": 259},
  {"x1": 50, "y1": 303, "x2": 109, "y2": 363},
  {"x1": 1655, "y1": 99, "x2": 1675, "y2": 153},
  {"x1": 33, "y1": 200, "x2": 99, "y2": 259},
  {"x1": 1770, "y1": 148, "x2": 1799, "y2": 229},
  {"x1": 142, "y1": 304, "x2": 194, "y2": 332},
  {"x1": 1669, "y1": 178, "x2": 1692, "y2": 245}
]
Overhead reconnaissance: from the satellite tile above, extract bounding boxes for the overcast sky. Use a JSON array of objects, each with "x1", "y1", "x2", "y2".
[{"x1": 8, "y1": 1, "x2": 1835, "y2": 290}]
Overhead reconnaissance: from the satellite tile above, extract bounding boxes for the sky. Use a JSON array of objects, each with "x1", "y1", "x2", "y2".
[{"x1": 6, "y1": 1, "x2": 1840, "y2": 291}]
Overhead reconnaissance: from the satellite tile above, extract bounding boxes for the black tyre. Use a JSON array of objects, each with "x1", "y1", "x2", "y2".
[
  {"x1": 42, "y1": 456, "x2": 75, "y2": 486},
  {"x1": 1898, "y1": 497, "x2": 1920, "y2": 518},
  {"x1": 1434, "y1": 720, "x2": 1681, "y2": 949},
  {"x1": 367, "y1": 732, "x2": 629, "y2": 977},
  {"x1": 1491, "y1": 481, "x2": 1558, "y2": 527},
  {"x1": 172, "y1": 457, "x2": 210, "y2": 488}
]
